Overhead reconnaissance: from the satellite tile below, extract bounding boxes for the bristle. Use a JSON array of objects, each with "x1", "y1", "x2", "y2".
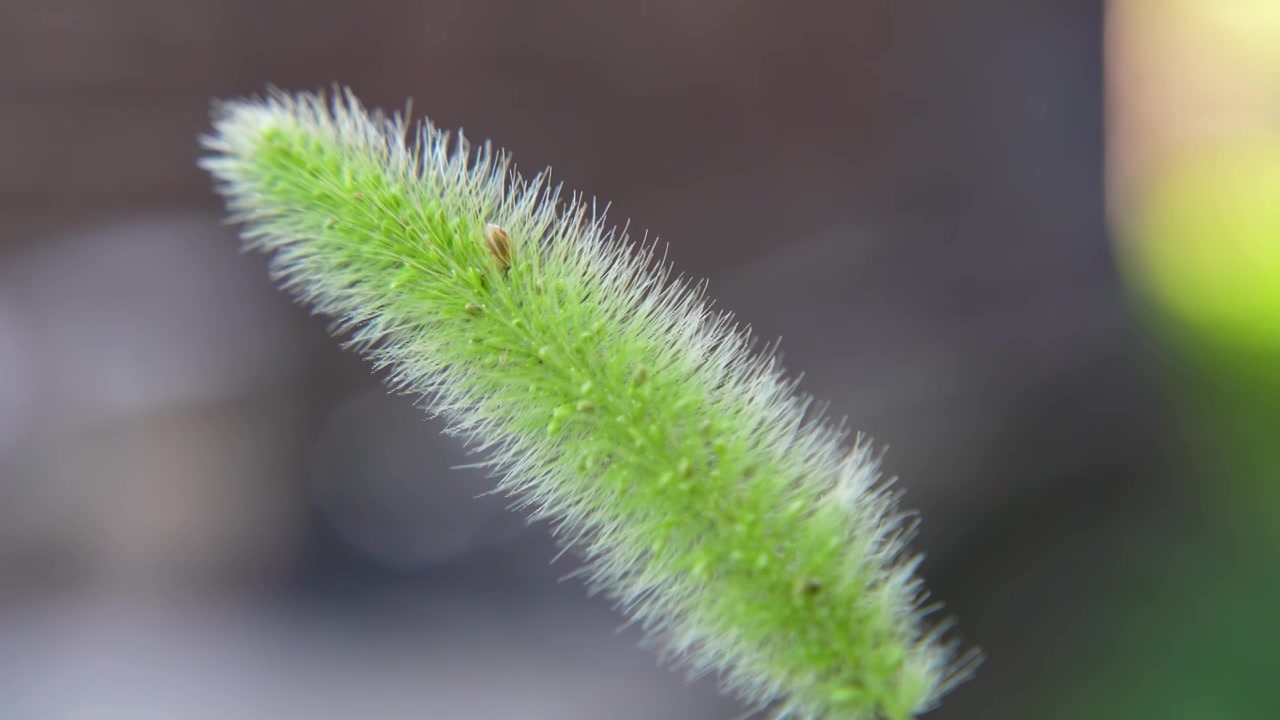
[{"x1": 199, "y1": 87, "x2": 975, "y2": 719}]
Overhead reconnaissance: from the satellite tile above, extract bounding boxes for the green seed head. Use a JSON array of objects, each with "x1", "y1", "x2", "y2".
[{"x1": 199, "y1": 87, "x2": 977, "y2": 720}]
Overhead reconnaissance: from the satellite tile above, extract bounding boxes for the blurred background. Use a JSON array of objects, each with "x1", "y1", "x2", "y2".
[{"x1": 0, "y1": 1, "x2": 1276, "y2": 718}]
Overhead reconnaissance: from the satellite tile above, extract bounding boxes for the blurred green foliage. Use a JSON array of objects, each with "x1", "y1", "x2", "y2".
[{"x1": 1029, "y1": 137, "x2": 1280, "y2": 719}]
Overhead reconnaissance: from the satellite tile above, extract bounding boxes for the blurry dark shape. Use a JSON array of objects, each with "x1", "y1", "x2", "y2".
[
  {"x1": 0, "y1": 215, "x2": 302, "y2": 417},
  {"x1": 309, "y1": 389, "x2": 513, "y2": 571},
  {"x1": 0, "y1": 298, "x2": 35, "y2": 466},
  {"x1": 0, "y1": 215, "x2": 308, "y2": 589}
]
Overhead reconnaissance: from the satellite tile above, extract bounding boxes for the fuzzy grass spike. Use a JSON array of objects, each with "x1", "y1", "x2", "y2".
[{"x1": 199, "y1": 88, "x2": 976, "y2": 719}]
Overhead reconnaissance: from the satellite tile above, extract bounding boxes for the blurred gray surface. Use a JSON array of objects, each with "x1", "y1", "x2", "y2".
[{"x1": 0, "y1": 2, "x2": 1159, "y2": 718}]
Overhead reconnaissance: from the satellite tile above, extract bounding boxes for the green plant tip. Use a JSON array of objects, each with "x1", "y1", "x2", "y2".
[{"x1": 199, "y1": 87, "x2": 977, "y2": 720}]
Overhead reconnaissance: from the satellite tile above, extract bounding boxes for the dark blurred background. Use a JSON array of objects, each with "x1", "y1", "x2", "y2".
[{"x1": 2, "y1": 1, "x2": 1277, "y2": 718}]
